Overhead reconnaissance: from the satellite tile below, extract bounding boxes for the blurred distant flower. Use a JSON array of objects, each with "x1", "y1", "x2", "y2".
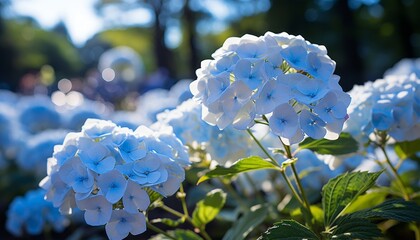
[
  {"x1": 18, "y1": 95, "x2": 62, "y2": 134},
  {"x1": 40, "y1": 119, "x2": 189, "y2": 239},
  {"x1": 6, "y1": 189, "x2": 69, "y2": 237},
  {"x1": 136, "y1": 79, "x2": 193, "y2": 124},
  {"x1": 292, "y1": 149, "x2": 341, "y2": 191},
  {"x1": 98, "y1": 46, "x2": 145, "y2": 83},
  {"x1": 384, "y1": 58, "x2": 420, "y2": 78},
  {"x1": 0, "y1": 103, "x2": 17, "y2": 149},
  {"x1": 17, "y1": 129, "x2": 68, "y2": 177},
  {"x1": 0, "y1": 90, "x2": 19, "y2": 105},
  {"x1": 190, "y1": 32, "x2": 350, "y2": 145},
  {"x1": 345, "y1": 74, "x2": 420, "y2": 142}
]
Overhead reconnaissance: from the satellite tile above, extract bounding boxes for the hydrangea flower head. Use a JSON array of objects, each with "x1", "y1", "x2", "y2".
[
  {"x1": 17, "y1": 129, "x2": 68, "y2": 177},
  {"x1": 6, "y1": 189, "x2": 69, "y2": 237},
  {"x1": 154, "y1": 99, "x2": 255, "y2": 165},
  {"x1": 18, "y1": 95, "x2": 62, "y2": 134},
  {"x1": 40, "y1": 118, "x2": 189, "y2": 239},
  {"x1": 345, "y1": 74, "x2": 420, "y2": 142},
  {"x1": 190, "y1": 32, "x2": 350, "y2": 144}
]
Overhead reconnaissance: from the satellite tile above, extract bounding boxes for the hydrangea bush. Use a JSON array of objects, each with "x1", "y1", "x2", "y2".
[{"x1": 2, "y1": 33, "x2": 420, "y2": 240}]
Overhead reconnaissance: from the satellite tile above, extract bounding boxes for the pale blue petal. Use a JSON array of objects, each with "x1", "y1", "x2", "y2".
[
  {"x1": 97, "y1": 170, "x2": 127, "y2": 204},
  {"x1": 299, "y1": 109, "x2": 326, "y2": 139},
  {"x1": 269, "y1": 104, "x2": 299, "y2": 138},
  {"x1": 129, "y1": 212, "x2": 146, "y2": 235},
  {"x1": 105, "y1": 221, "x2": 125, "y2": 240},
  {"x1": 133, "y1": 154, "x2": 161, "y2": 174},
  {"x1": 123, "y1": 181, "x2": 150, "y2": 213},
  {"x1": 78, "y1": 195, "x2": 112, "y2": 226},
  {"x1": 281, "y1": 45, "x2": 308, "y2": 70},
  {"x1": 152, "y1": 161, "x2": 184, "y2": 196}
]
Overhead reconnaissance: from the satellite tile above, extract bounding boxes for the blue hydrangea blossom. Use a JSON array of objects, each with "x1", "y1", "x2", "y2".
[
  {"x1": 40, "y1": 118, "x2": 189, "y2": 239},
  {"x1": 6, "y1": 189, "x2": 69, "y2": 237},
  {"x1": 345, "y1": 74, "x2": 420, "y2": 142},
  {"x1": 190, "y1": 32, "x2": 350, "y2": 145}
]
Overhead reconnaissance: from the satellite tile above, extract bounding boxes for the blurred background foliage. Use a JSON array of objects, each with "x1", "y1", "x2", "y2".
[{"x1": 0, "y1": 0, "x2": 419, "y2": 92}]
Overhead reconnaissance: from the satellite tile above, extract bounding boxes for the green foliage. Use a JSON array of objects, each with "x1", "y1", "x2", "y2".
[
  {"x1": 394, "y1": 139, "x2": 420, "y2": 161},
  {"x1": 322, "y1": 171, "x2": 383, "y2": 227},
  {"x1": 223, "y1": 204, "x2": 269, "y2": 240},
  {"x1": 197, "y1": 156, "x2": 277, "y2": 184},
  {"x1": 348, "y1": 198, "x2": 420, "y2": 222},
  {"x1": 4, "y1": 19, "x2": 82, "y2": 80},
  {"x1": 298, "y1": 133, "x2": 358, "y2": 155},
  {"x1": 342, "y1": 191, "x2": 388, "y2": 215},
  {"x1": 330, "y1": 217, "x2": 382, "y2": 240},
  {"x1": 257, "y1": 220, "x2": 319, "y2": 240},
  {"x1": 290, "y1": 205, "x2": 324, "y2": 226},
  {"x1": 98, "y1": 27, "x2": 155, "y2": 72},
  {"x1": 192, "y1": 189, "x2": 226, "y2": 227}
]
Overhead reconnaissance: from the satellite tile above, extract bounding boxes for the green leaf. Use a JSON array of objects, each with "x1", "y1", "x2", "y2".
[
  {"x1": 322, "y1": 171, "x2": 383, "y2": 227},
  {"x1": 150, "y1": 230, "x2": 204, "y2": 240},
  {"x1": 330, "y1": 217, "x2": 382, "y2": 240},
  {"x1": 223, "y1": 204, "x2": 269, "y2": 240},
  {"x1": 192, "y1": 189, "x2": 226, "y2": 227},
  {"x1": 298, "y1": 132, "x2": 358, "y2": 155},
  {"x1": 349, "y1": 198, "x2": 420, "y2": 222},
  {"x1": 395, "y1": 139, "x2": 420, "y2": 160},
  {"x1": 258, "y1": 220, "x2": 319, "y2": 240},
  {"x1": 290, "y1": 205, "x2": 324, "y2": 226},
  {"x1": 342, "y1": 191, "x2": 387, "y2": 215},
  {"x1": 197, "y1": 156, "x2": 277, "y2": 184}
]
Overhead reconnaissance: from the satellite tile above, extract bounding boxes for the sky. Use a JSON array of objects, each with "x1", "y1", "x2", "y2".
[{"x1": 10, "y1": 0, "x2": 104, "y2": 46}]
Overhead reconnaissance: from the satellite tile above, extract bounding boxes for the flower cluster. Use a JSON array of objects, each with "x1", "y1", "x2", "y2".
[
  {"x1": 190, "y1": 32, "x2": 350, "y2": 144},
  {"x1": 6, "y1": 189, "x2": 69, "y2": 237},
  {"x1": 154, "y1": 99, "x2": 255, "y2": 165},
  {"x1": 384, "y1": 58, "x2": 420, "y2": 78},
  {"x1": 39, "y1": 118, "x2": 189, "y2": 240},
  {"x1": 345, "y1": 74, "x2": 420, "y2": 142},
  {"x1": 17, "y1": 129, "x2": 68, "y2": 177}
]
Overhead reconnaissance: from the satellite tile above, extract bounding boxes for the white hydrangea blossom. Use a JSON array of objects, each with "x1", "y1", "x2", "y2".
[
  {"x1": 153, "y1": 99, "x2": 255, "y2": 166},
  {"x1": 345, "y1": 74, "x2": 420, "y2": 142},
  {"x1": 190, "y1": 32, "x2": 350, "y2": 145}
]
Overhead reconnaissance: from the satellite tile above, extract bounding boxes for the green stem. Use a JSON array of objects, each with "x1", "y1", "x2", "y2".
[
  {"x1": 246, "y1": 129, "x2": 280, "y2": 167},
  {"x1": 280, "y1": 140, "x2": 314, "y2": 228},
  {"x1": 373, "y1": 159, "x2": 394, "y2": 180},
  {"x1": 179, "y1": 184, "x2": 189, "y2": 216},
  {"x1": 146, "y1": 221, "x2": 177, "y2": 240},
  {"x1": 279, "y1": 168, "x2": 304, "y2": 205},
  {"x1": 379, "y1": 145, "x2": 411, "y2": 200},
  {"x1": 159, "y1": 204, "x2": 186, "y2": 219},
  {"x1": 246, "y1": 127, "x2": 305, "y2": 205},
  {"x1": 159, "y1": 203, "x2": 212, "y2": 240},
  {"x1": 290, "y1": 162, "x2": 313, "y2": 219},
  {"x1": 410, "y1": 223, "x2": 420, "y2": 240}
]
